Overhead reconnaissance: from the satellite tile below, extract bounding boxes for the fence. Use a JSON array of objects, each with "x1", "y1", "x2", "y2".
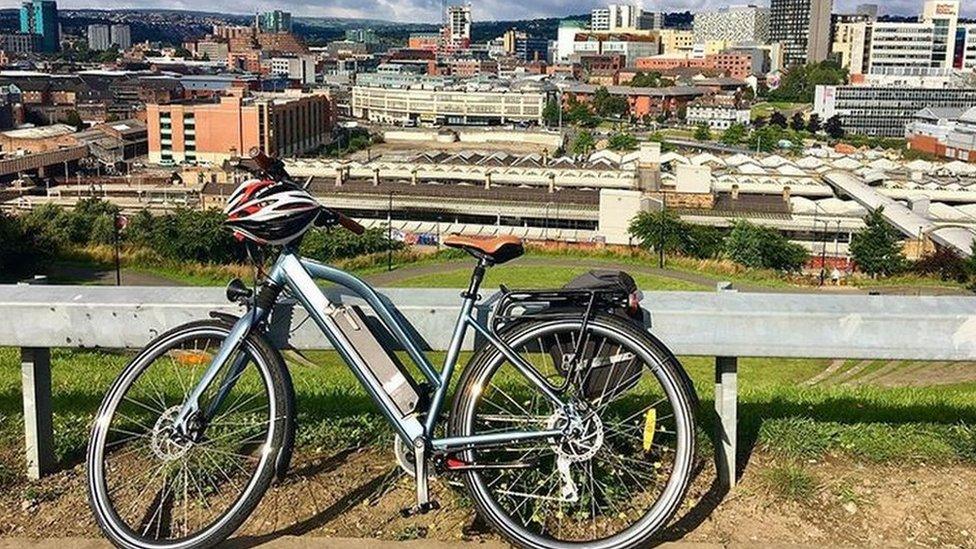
[{"x1": 2, "y1": 284, "x2": 974, "y2": 486}]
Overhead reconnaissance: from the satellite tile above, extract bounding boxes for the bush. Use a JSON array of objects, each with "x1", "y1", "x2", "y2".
[
  {"x1": 629, "y1": 210, "x2": 725, "y2": 260},
  {"x1": 724, "y1": 220, "x2": 808, "y2": 272},
  {"x1": 912, "y1": 247, "x2": 968, "y2": 283},
  {"x1": 299, "y1": 227, "x2": 402, "y2": 263},
  {"x1": 129, "y1": 208, "x2": 243, "y2": 264}
]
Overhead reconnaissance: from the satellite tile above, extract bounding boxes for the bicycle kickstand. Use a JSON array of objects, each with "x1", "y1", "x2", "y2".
[{"x1": 402, "y1": 438, "x2": 440, "y2": 517}]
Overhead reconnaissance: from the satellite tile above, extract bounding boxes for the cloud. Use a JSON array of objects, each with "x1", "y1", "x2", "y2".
[{"x1": 51, "y1": 0, "x2": 976, "y2": 23}]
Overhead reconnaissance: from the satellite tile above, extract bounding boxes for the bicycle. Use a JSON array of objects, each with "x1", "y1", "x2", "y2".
[{"x1": 86, "y1": 150, "x2": 698, "y2": 549}]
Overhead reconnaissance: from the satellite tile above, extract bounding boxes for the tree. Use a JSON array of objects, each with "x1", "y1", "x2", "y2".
[
  {"x1": 64, "y1": 110, "x2": 84, "y2": 130},
  {"x1": 824, "y1": 115, "x2": 845, "y2": 139},
  {"x1": 770, "y1": 111, "x2": 788, "y2": 128},
  {"x1": 693, "y1": 122, "x2": 712, "y2": 141},
  {"x1": 564, "y1": 97, "x2": 597, "y2": 127},
  {"x1": 607, "y1": 132, "x2": 638, "y2": 151},
  {"x1": 628, "y1": 210, "x2": 724, "y2": 259},
  {"x1": 790, "y1": 112, "x2": 806, "y2": 132},
  {"x1": 849, "y1": 207, "x2": 906, "y2": 277},
  {"x1": 806, "y1": 113, "x2": 822, "y2": 134},
  {"x1": 747, "y1": 125, "x2": 785, "y2": 152},
  {"x1": 629, "y1": 71, "x2": 662, "y2": 87},
  {"x1": 753, "y1": 115, "x2": 767, "y2": 128},
  {"x1": 570, "y1": 130, "x2": 596, "y2": 156},
  {"x1": 592, "y1": 87, "x2": 629, "y2": 118},
  {"x1": 724, "y1": 220, "x2": 808, "y2": 271},
  {"x1": 721, "y1": 123, "x2": 747, "y2": 145},
  {"x1": 543, "y1": 98, "x2": 561, "y2": 127},
  {"x1": 629, "y1": 210, "x2": 685, "y2": 255},
  {"x1": 767, "y1": 61, "x2": 847, "y2": 103}
]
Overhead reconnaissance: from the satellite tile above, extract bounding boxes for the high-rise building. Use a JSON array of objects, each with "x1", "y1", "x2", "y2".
[
  {"x1": 345, "y1": 28, "x2": 378, "y2": 44},
  {"x1": 770, "y1": 0, "x2": 833, "y2": 66},
  {"x1": 447, "y1": 5, "x2": 472, "y2": 43},
  {"x1": 590, "y1": 4, "x2": 641, "y2": 32},
  {"x1": 260, "y1": 10, "x2": 292, "y2": 33},
  {"x1": 147, "y1": 91, "x2": 333, "y2": 165},
  {"x1": 88, "y1": 24, "x2": 110, "y2": 50},
  {"x1": 920, "y1": 0, "x2": 959, "y2": 70},
  {"x1": 693, "y1": 5, "x2": 770, "y2": 44},
  {"x1": 19, "y1": 0, "x2": 58, "y2": 53},
  {"x1": 832, "y1": 21, "x2": 871, "y2": 74},
  {"x1": 961, "y1": 24, "x2": 976, "y2": 70},
  {"x1": 638, "y1": 12, "x2": 664, "y2": 30},
  {"x1": 110, "y1": 24, "x2": 131, "y2": 51}
]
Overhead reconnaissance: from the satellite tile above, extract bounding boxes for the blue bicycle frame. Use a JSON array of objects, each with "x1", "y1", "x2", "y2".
[{"x1": 171, "y1": 247, "x2": 569, "y2": 504}]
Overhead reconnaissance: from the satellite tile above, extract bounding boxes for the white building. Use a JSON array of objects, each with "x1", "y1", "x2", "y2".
[
  {"x1": 87, "y1": 24, "x2": 110, "y2": 50},
  {"x1": 110, "y1": 24, "x2": 131, "y2": 51},
  {"x1": 351, "y1": 85, "x2": 548, "y2": 126},
  {"x1": 693, "y1": 5, "x2": 771, "y2": 44},
  {"x1": 590, "y1": 4, "x2": 641, "y2": 32},
  {"x1": 267, "y1": 55, "x2": 316, "y2": 84},
  {"x1": 572, "y1": 33, "x2": 660, "y2": 67},
  {"x1": 961, "y1": 24, "x2": 976, "y2": 69},
  {"x1": 447, "y1": 5, "x2": 472, "y2": 43},
  {"x1": 686, "y1": 102, "x2": 752, "y2": 130},
  {"x1": 838, "y1": 0, "x2": 963, "y2": 75}
]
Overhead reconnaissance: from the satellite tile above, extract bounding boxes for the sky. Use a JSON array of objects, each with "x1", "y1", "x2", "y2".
[{"x1": 6, "y1": 0, "x2": 974, "y2": 23}]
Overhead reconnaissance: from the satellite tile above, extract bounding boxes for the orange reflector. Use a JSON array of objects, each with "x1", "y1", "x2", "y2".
[{"x1": 172, "y1": 350, "x2": 211, "y2": 366}]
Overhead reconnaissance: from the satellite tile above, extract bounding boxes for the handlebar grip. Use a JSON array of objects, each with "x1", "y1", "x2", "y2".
[
  {"x1": 336, "y1": 213, "x2": 365, "y2": 235},
  {"x1": 248, "y1": 147, "x2": 272, "y2": 171}
]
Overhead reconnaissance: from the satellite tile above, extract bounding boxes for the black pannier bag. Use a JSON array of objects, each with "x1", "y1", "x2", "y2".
[
  {"x1": 494, "y1": 270, "x2": 646, "y2": 403},
  {"x1": 554, "y1": 270, "x2": 644, "y2": 402}
]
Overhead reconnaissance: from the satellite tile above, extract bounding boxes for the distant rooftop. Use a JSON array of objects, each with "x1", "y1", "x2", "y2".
[{"x1": 1, "y1": 124, "x2": 76, "y2": 140}]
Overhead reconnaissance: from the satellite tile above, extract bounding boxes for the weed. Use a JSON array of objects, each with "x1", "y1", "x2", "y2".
[{"x1": 761, "y1": 461, "x2": 819, "y2": 501}]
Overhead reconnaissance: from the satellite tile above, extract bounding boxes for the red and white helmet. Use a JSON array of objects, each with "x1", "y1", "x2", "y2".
[{"x1": 223, "y1": 179, "x2": 321, "y2": 245}]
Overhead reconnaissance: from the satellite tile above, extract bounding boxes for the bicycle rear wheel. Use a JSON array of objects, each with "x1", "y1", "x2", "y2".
[
  {"x1": 87, "y1": 319, "x2": 294, "y2": 549},
  {"x1": 449, "y1": 314, "x2": 696, "y2": 549}
]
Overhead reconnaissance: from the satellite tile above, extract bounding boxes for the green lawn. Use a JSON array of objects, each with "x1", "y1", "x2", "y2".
[
  {"x1": 0, "y1": 346, "x2": 973, "y2": 488},
  {"x1": 392, "y1": 265, "x2": 708, "y2": 291}
]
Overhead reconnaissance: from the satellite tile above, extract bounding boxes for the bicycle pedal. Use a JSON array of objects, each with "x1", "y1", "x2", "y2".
[{"x1": 400, "y1": 500, "x2": 440, "y2": 517}]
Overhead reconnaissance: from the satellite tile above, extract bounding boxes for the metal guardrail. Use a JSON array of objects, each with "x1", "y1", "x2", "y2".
[{"x1": 3, "y1": 284, "x2": 976, "y2": 486}]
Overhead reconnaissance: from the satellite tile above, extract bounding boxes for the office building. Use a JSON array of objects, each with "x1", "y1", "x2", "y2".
[
  {"x1": 638, "y1": 12, "x2": 664, "y2": 30},
  {"x1": 267, "y1": 55, "x2": 316, "y2": 84},
  {"x1": 814, "y1": 84, "x2": 976, "y2": 136},
  {"x1": 0, "y1": 32, "x2": 39, "y2": 54},
  {"x1": 345, "y1": 28, "x2": 378, "y2": 44},
  {"x1": 147, "y1": 90, "x2": 332, "y2": 165},
  {"x1": 769, "y1": 0, "x2": 832, "y2": 66},
  {"x1": 351, "y1": 84, "x2": 548, "y2": 126},
  {"x1": 19, "y1": 0, "x2": 58, "y2": 53},
  {"x1": 694, "y1": 6, "x2": 770, "y2": 44},
  {"x1": 573, "y1": 33, "x2": 660, "y2": 67},
  {"x1": 110, "y1": 24, "x2": 131, "y2": 51},
  {"x1": 260, "y1": 10, "x2": 292, "y2": 33},
  {"x1": 88, "y1": 24, "x2": 110, "y2": 50},
  {"x1": 961, "y1": 25, "x2": 976, "y2": 69},
  {"x1": 447, "y1": 5, "x2": 472, "y2": 43},
  {"x1": 591, "y1": 4, "x2": 641, "y2": 32},
  {"x1": 658, "y1": 29, "x2": 695, "y2": 54},
  {"x1": 832, "y1": 21, "x2": 871, "y2": 74}
]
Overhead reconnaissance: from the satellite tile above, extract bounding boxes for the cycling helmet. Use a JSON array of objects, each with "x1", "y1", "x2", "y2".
[{"x1": 224, "y1": 179, "x2": 321, "y2": 245}]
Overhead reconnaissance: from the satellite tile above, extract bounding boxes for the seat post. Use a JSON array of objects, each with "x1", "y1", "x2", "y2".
[{"x1": 463, "y1": 257, "x2": 491, "y2": 300}]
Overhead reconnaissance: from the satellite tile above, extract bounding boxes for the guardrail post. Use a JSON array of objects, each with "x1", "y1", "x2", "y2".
[
  {"x1": 21, "y1": 347, "x2": 55, "y2": 480},
  {"x1": 715, "y1": 281, "x2": 737, "y2": 489},
  {"x1": 714, "y1": 356, "x2": 738, "y2": 489}
]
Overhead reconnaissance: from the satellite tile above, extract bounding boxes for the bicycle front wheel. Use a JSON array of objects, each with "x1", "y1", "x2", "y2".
[
  {"x1": 86, "y1": 319, "x2": 294, "y2": 549},
  {"x1": 449, "y1": 314, "x2": 697, "y2": 549}
]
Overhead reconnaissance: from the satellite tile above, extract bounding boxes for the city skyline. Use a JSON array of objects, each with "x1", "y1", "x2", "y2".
[{"x1": 9, "y1": 0, "x2": 975, "y2": 23}]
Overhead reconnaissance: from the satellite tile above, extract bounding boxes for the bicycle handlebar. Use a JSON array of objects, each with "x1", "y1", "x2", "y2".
[{"x1": 247, "y1": 147, "x2": 365, "y2": 235}]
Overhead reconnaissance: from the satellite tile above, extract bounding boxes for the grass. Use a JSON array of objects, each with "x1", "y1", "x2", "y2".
[
  {"x1": 43, "y1": 244, "x2": 972, "y2": 295},
  {"x1": 761, "y1": 461, "x2": 819, "y2": 501},
  {"x1": 393, "y1": 264, "x2": 708, "y2": 291},
  {"x1": 0, "y1": 345, "x2": 974, "y2": 492}
]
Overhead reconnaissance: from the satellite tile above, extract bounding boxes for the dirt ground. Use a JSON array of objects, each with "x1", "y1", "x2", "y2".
[{"x1": 2, "y1": 445, "x2": 974, "y2": 548}]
